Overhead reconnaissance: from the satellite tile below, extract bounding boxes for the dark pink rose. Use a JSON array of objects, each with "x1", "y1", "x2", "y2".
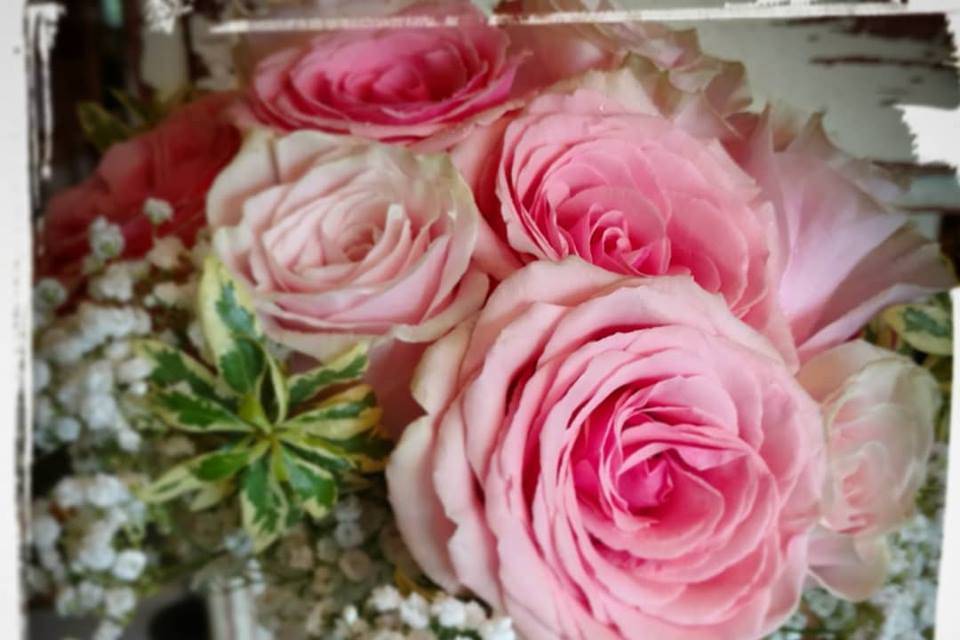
[
  {"x1": 39, "y1": 93, "x2": 241, "y2": 284},
  {"x1": 242, "y1": 2, "x2": 524, "y2": 150}
]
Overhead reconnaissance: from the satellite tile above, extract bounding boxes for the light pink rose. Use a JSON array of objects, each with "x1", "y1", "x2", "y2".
[
  {"x1": 207, "y1": 128, "x2": 489, "y2": 364},
  {"x1": 730, "y1": 109, "x2": 955, "y2": 361},
  {"x1": 387, "y1": 259, "x2": 824, "y2": 640},
  {"x1": 241, "y1": 1, "x2": 524, "y2": 150},
  {"x1": 798, "y1": 340, "x2": 939, "y2": 600},
  {"x1": 452, "y1": 60, "x2": 794, "y2": 360}
]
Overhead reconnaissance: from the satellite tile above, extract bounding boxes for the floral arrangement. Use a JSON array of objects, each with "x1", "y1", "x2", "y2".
[{"x1": 28, "y1": 2, "x2": 955, "y2": 639}]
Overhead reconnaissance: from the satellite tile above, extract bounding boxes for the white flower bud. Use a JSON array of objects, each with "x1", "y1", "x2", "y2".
[
  {"x1": 369, "y1": 585, "x2": 402, "y2": 612},
  {"x1": 104, "y1": 586, "x2": 136, "y2": 617},
  {"x1": 30, "y1": 514, "x2": 61, "y2": 550},
  {"x1": 112, "y1": 549, "x2": 147, "y2": 581},
  {"x1": 89, "y1": 217, "x2": 125, "y2": 262},
  {"x1": 151, "y1": 282, "x2": 185, "y2": 307},
  {"x1": 478, "y1": 617, "x2": 516, "y2": 640},
  {"x1": 80, "y1": 394, "x2": 119, "y2": 431},
  {"x1": 431, "y1": 596, "x2": 467, "y2": 629},
  {"x1": 54, "y1": 477, "x2": 86, "y2": 508},
  {"x1": 143, "y1": 197, "x2": 174, "y2": 225},
  {"x1": 55, "y1": 586, "x2": 78, "y2": 615},
  {"x1": 117, "y1": 429, "x2": 142, "y2": 452},
  {"x1": 33, "y1": 359, "x2": 51, "y2": 392},
  {"x1": 93, "y1": 621, "x2": 124, "y2": 640},
  {"x1": 34, "y1": 278, "x2": 67, "y2": 311},
  {"x1": 89, "y1": 263, "x2": 134, "y2": 302},
  {"x1": 104, "y1": 340, "x2": 131, "y2": 361},
  {"x1": 53, "y1": 416, "x2": 81, "y2": 443},
  {"x1": 33, "y1": 396, "x2": 55, "y2": 429},
  {"x1": 84, "y1": 360, "x2": 115, "y2": 394},
  {"x1": 86, "y1": 474, "x2": 129, "y2": 508},
  {"x1": 399, "y1": 593, "x2": 430, "y2": 630},
  {"x1": 116, "y1": 357, "x2": 152, "y2": 384},
  {"x1": 77, "y1": 581, "x2": 104, "y2": 610},
  {"x1": 77, "y1": 543, "x2": 117, "y2": 572},
  {"x1": 146, "y1": 236, "x2": 184, "y2": 271}
]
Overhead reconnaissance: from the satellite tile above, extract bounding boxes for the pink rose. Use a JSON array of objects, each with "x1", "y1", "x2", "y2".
[
  {"x1": 798, "y1": 340, "x2": 939, "y2": 600},
  {"x1": 730, "y1": 109, "x2": 955, "y2": 361},
  {"x1": 39, "y1": 93, "x2": 241, "y2": 285},
  {"x1": 452, "y1": 61, "x2": 793, "y2": 358},
  {"x1": 207, "y1": 128, "x2": 489, "y2": 363},
  {"x1": 242, "y1": 1, "x2": 524, "y2": 150},
  {"x1": 387, "y1": 259, "x2": 824, "y2": 640}
]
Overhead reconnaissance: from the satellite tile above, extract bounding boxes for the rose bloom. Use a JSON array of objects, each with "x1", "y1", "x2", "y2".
[
  {"x1": 388, "y1": 259, "x2": 824, "y2": 640},
  {"x1": 453, "y1": 59, "x2": 793, "y2": 359},
  {"x1": 730, "y1": 109, "x2": 955, "y2": 361},
  {"x1": 798, "y1": 340, "x2": 939, "y2": 600},
  {"x1": 207, "y1": 128, "x2": 489, "y2": 363},
  {"x1": 242, "y1": 1, "x2": 524, "y2": 150},
  {"x1": 38, "y1": 93, "x2": 241, "y2": 283}
]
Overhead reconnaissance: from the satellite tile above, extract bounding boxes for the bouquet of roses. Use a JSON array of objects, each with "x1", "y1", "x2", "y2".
[{"x1": 28, "y1": 2, "x2": 956, "y2": 639}]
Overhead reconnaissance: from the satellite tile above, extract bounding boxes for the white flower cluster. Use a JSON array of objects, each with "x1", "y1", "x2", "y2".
[
  {"x1": 251, "y1": 494, "x2": 516, "y2": 640},
  {"x1": 331, "y1": 585, "x2": 516, "y2": 640},
  {"x1": 33, "y1": 240, "x2": 205, "y2": 455},
  {"x1": 29, "y1": 474, "x2": 150, "y2": 640}
]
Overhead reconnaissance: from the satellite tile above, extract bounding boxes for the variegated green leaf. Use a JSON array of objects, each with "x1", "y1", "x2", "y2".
[
  {"x1": 152, "y1": 389, "x2": 253, "y2": 434},
  {"x1": 240, "y1": 457, "x2": 289, "y2": 552},
  {"x1": 287, "y1": 342, "x2": 370, "y2": 406},
  {"x1": 277, "y1": 434, "x2": 354, "y2": 474},
  {"x1": 198, "y1": 256, "x2": 267, "y2": 396},
  {"x1": 317, "y1": 430, "x2": 393, "y2": 473},
  {"x1": 191, "y1": 442, "x2": 267, "y2": 483},
  {"x1": 882, "y1": 303, "x2": 952, "y2": 356},
  {"x1": 280, "y1": 385, "x2": 380, "y2": 440},
  {"x1": 281, "y1": 448, "x2": 337, "y2": 520},
  {"x1": 77, "y1": 101, "x2": 133, "y2": 152},
  {"x1": 140, "y1": 465, "x2": 207, "y2": 503},
  {"x1": 133, "y1": 339, "x2": 233, "y2": 405},
  {"x1": 261, "y1": 352, "x2": 288, "y2": 425},
  {"x1": 189, "y1": 480, "x2": 234, "y2": 511}
]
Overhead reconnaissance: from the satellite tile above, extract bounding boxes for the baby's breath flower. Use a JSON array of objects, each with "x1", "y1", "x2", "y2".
[
  {"x1": 89, "y1": 218, "x2": 125, "y2": 262},
  {"x1": 146, "y1": 236, "x2": 184, "y2": 271},
  {"x1": 104, "y1": 586, "x2": 136, "y2": 618},
  {"x1": 142, "y1": 197, "x2": 174, "y2": 225},
  {"x1": 34, "y1": 278, "x2": 67, "y2": 311},
  {"x1": 112, "y1": 549, "x2": 147, "y2": 581}
]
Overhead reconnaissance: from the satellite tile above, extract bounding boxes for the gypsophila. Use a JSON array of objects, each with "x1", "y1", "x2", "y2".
[
  {"x1": 89, "y1": 217, "x2": 124, "y2": 262},
  {"x1": 142, "y1": 197, "x2": 174, "y2": 225}
]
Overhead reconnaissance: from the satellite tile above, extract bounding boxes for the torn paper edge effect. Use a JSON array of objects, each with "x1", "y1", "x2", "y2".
[
  {"x1": 6, "y1": 0, "x2": 958, "y2": 639},
  {"x1": 208, "y1": 1, "x2": 959, "y2": 34},
  {"x1": 5, "y1": 1, "x2": 34, "y2": 635},
  {"x1": 923, "y1": 16, "x2": 960, "y2": 640},
  {"x1": 25, "y1": 3, "x2": 63, "y2": 202}
]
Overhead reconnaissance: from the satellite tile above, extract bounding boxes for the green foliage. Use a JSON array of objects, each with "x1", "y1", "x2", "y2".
[
  {"x1": 138, "y1": 257, "x2": 388, "y2": 552},
  {"x1": 77, "y1": 87, "x2": 191, "y2": 153}
]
